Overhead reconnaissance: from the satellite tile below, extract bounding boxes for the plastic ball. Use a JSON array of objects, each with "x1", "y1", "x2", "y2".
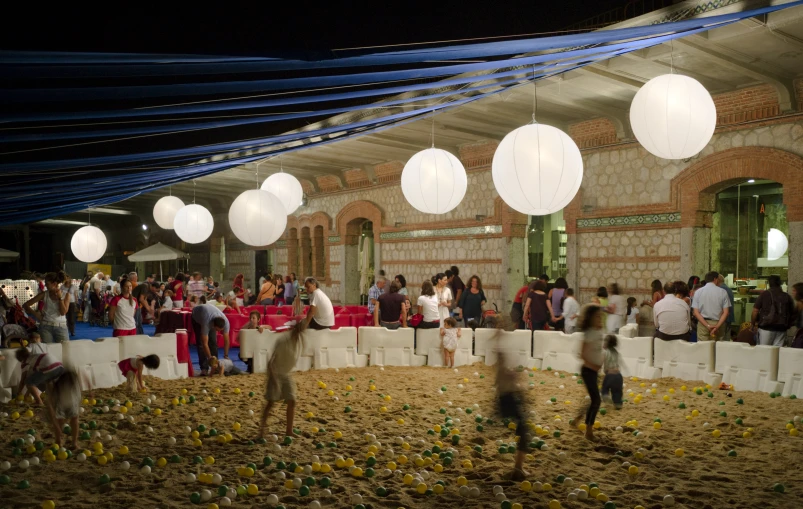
[
  {"x1": 663, "y1": 494, "x2": 675, "y2": 506},
  {"x1": 42, "y1": 501, "x2": 56, "y2": 509}
]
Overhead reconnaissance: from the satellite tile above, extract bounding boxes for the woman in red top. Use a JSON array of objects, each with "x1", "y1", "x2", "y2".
[
  {"x1": 109, "y1": 280, "x2": 138, "y2": 336},
  {"x1": 233, "y1": 273, "x2": 245, "y2": 306},
  {"x1": 511, "y1": 283, "x2": 530, "y2": 329},
  {"x1": 169, "y1": 273, "x2": 185, "y2": 308}
]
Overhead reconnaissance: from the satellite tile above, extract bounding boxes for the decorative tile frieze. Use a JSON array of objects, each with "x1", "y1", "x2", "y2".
[
  {"x1": 379, "y1": 225, "x2": 502, "y2": 240},
  {"x1": 577, "y1": 213, "x2": 680, "y2": 229}
]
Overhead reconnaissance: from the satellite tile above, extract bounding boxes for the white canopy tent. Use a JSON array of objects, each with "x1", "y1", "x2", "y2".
[
  {"x1": 0, "y1": 248, "x2": 20, "y2": 263},
  {"x1": 127, "y1": 242, "x2": 188, "y2": 281}
]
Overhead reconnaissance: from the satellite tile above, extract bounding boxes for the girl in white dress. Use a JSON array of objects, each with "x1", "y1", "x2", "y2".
[{"x1": 433, "y1": 273, "x2": 453, "y2": 327}]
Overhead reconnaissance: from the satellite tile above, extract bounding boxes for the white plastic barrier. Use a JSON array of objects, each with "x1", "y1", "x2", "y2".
[
  {"x1": 485, "y1": 331, "x2": 538, "y2": 368},
  {"x1": 715, "y1": 342, "x2": 779, "y2": 393},
  {"x1": 473, "y1": 328, "x2": 499, "y2": 358},
  {"x1": 303, "y1": 327, "x2": 367, "y2": 369},
  {"x1": 415, "y1": 328, "x2": 479, "y2": 367},
  {"x1": 117, "y1": 334, "x2": 188, "y2": 380},
  {"x1": 63, "y1": 338, "x2": 125, "y2": 390},
  {"x1": 237, "y1": 329, "x2": 312, "y2": 373},
  {"x1": 618, "y1": 323, "x2": 638, "y2": 338},
  {"x1": 539, "y1": 332, "x2": 582, "y2": 373},
  {"x1": 778, "y1": 347, "x2": 803, "y2": 398},
  {"x1": 533, "y1": 330, "x2": 567, "y2": 369},
  {"x1": 653, "y1": 338, "x2": 716, "y2": 383},
  {"x1": 359, "y1": 327, "x2": 426, "y2": 367},
  {"x1": 616, "y1": 336, "x2": 660, "y2": 378},
  {"x1": 0, "y1": 343, "x2": 64, "y2": 403}
]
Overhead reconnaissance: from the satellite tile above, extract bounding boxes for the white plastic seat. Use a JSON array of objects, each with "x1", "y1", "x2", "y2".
[
  {"x1": 359, "y1": 327, "x2": 425, "y2": 366},
  {"x1": 63, "y1": 338, "x2": 125, "y2": 390},
  {"x1": 715, "y1": 342, "x2": 779, "y2": 392},
  {"x1": 303, "y1": 327, "x2": 367, "y2": 369},
  {"x1": 616, "y1": 336, "x2": 660, "y2": 378},
  {"x1": 485, "y1": 330, "x2": 537, "y2": 368},
  {"x1": 415, "y1": 328, "x2": 479, "y2": 367},
  {"x1": 539, "y1": 331, "x2": 582, "y2": 373},
  {"x1": 654, "y1": 338, "x2": 715, "y2": 383},
  {"x1": 532, "y1": 330, "x2": 565, "y2": 369},
  {"x1": 778, "y1": 347, "x2": 803, "y2": 398},
  {"x1": 117, "y1": 333, "x2": 187, "y2": 380}
]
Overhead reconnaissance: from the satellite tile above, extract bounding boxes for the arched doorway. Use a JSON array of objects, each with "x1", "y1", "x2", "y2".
[{"x1": 335, "y1": 200, "x2": 384, "y2": 305}]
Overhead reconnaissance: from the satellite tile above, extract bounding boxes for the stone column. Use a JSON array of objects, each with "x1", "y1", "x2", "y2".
[
  {"x1": 788, "y1": 221, "x2": 803, "y2": 287},
  {"x1": 501, "y1": 237, "x2": 526, "y2": 312},
  {"x1": 566, "y1": 233, "x2": 579, "y2": 292},
  {"x1": 300, "y1": 236, "x2": 311, "y2": 279},
  {"x1": 680, "y1": 227, "x2": 711, "y2": 281}
]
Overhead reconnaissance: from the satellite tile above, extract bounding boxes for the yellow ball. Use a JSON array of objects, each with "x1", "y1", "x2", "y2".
[
  {"x1": 686, "y1": 415, "x2": 693, "y2": 421},
  {"x1": 387, "y1": 461, "x2": 397, "y2": 471},
  {"x1": 335, "y1": 458, "x2": 346, "y2": 468},
  {"x1": 245, "y1": 467, "x2": 255, "y2": 477},
  {"x1": 398, "y1": 455, "x2": 408, "y2": 465},
  {"x1": 368, "y1": 445, "x2": 378, "y2": 454},
  {"x1": 463, "y1": 378, "x2": 469, "y2": 383},
  {"x1": 451, "y1": 428, "x2": 460, "y2": 435},
  {"x1": 508, "y1": 422, "x2": 517, "y2": 430},
  {"x1": 433, "y1": 484, "x2": 445, "y2": 494},
  {"x1": 9, "y1": 411, "x2": 20, "y2": 420},
  {"x1": 640, "y1": 383, "x2": 646, "y2": 388},
  {"x1": 743, "y1": 431, "x2": 751, "y2": 439},
  {"x1": 369, "y1": 385, "x2": 376, "y2": 391},
  {"x1": 352, "y1": 467, "x2": 363, "y2": 477},
  {"x1": 681, "y1": 385, "x2": 687, "y2": 391},
  {"x1": 520, "y1": 481, "x2": 532, "y2": 492},
  {"x1": 397, "y1": 419, "x2": 405, "y2": 425},
  {"x1": 321, "y1": 464, "x2": 331, "y2": 473},
  {"x1": 153, "y1": 409, "x2": 162, "y2": 416},
  {"x1": 24, "y1": 410, "x2": 34, "y2": 418},
  {"x1": 457, "y1": 476, "x2": 468, "y2": 486},
  {"x1": 712, "y1": 429, "x2": 721, "y2": 438},
  {"x1": 403, "y1": 474, "x2": 414, "y2": 485},
  {"x1": 311, "y1": 426, "x2": 319, "y2": 433},
  {"x1": 433, "y1": 425, "x2": 442, "y2": 433},
  {"x1": 650, "y1": 388, "x2": 657, "y2": 395},
  {"x1": 208, "y1": 504, "x2": 219, "y2": 509},
  {"x1": 597, "y1": 493, "x2": 609, "y2": 502},
  {"x1": 462, "y1": 460, "x2": 473, "y2": 469},
  {"x1": 157, "y1": 457, "x2": 167, "y2": 467},
  {"x1": 628, "y1": 465, "x2": 639, "y2": 475},
  {"x1": 786, "y1": 423, "x2": 795, "y2": 430},
  {"x1": 97, "y1": 455, "x2": 107, "y2": 465},
  {"x1": 435, "y1": 440, "x2": 443, "y2": 447},
  {"x1": 578, "y1": 423, "x2": 587, "y2": 432},
  {"x1": 284, "y1": 479, "x2": 294, "y2": 489},
  {"x1": 791, "y1": 429, "x2": 799, "y2": 437},
  {"x1": 246, "y1": 484, "x2": 258, "y2": 496},
  {"x1": 171, "y1": 398, "x2": 179, "y2": 406},
  {"x1": 675, "y1": 448, "x2": 684, "y2": 457},
  {"x1": 635, "y1": 506, "x2": 646, "y2": 509},
  {"x1": 104, "y1": 452, "x2": 113, "y2": 461},
  {"x1": 653, "y1": 422, "x2": 662, "y2": 430},
  {"x1": 564, "y1": 400, "x2": 572, "y2": 405},
  {"x1": 669, "y1": 388, "x2": 675, "y2": 394},
  {"x1": 57, "y1": 451, "x2": 68, "y2": 460},
  {"x1": 232, "y1": 422, "x2": 241, "y2": 431},
  {"x1": 634, "y1": 452, "x2": 644, "y2": 460},
  {"x1": 312, "y1": 462, "x2": 321, "y2": 472},
  {"x1": 433, "y1": 463, "x2": 443, "y2": 473},
  {"x1": 217, "y1": 436, "x2": 227, "y2": 444},
  {"x1": 233, "y1": 388, "x2": 241, "y2": 394},
  {"x1": 543, "y1": 483, "x2": 553, "y2": 492},
  {"x1": 380, "y1": 406, "x2": 388, "y2": 413},
  {"x1": 333, "y1": 431, "x2": 343, "y2": 439},
  {"x1": 414, "y1": 458, "x2": 424, "y2": 467},
  {"x1": 345, "y1": 458, "x2": 354, "y2": 467},
  {"x1": 593, "y1": 421, "x2": 601, "y2": 429},
  {"x1": 512, "y1": 504, "x2": 522, "y2": 509},
  {"x1": 205, "y1": 456, "x2": 215, "y2": 465},
  {"x1": 663, "y1": 395, "x2": 670, "y2": 401},
  {"x1": 119, "y1": 406, "x2": 128, "y2": 414},
  {"x1": 118, "y1": 446, "x2": 129, "y2": 455},
  {"x1": 213, "y1": 388, "x2": 221, "y2": 394},
  {"x1": 327, "y1": 390, "x2": 334, "y2": 397},
  {"x1": 305, "y1": 412, "x2": 314, "y2": 419},
  {"x1": 416, "y1": 483, "x2": 428, "y2": 494},
  {"x1": 589, "y1": 487, "x2": 600, "y2": 497},
  {"x1": 192, "y1": 431, "x2": 200, "y2": 439},
  {"x1": 705, "y1": 384, "x2": 711, "y2": 390},
  {"x1": 384, "y1": 395, "x2": 391, "y2": 401},
  {"x1": 692, "y1": 410, "x2": 700, "y2": 417},
  {"x1": 549, "y1": 500, "x2": 561, "y2": 509},
  {"x1": 42, "y1": 501, "x2": 56, "y2": 509}
]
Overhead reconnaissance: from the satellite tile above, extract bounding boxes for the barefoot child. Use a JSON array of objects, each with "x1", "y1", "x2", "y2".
[
  {"x1": 440, "y1": 317, "x2": 461, "y2": 368},
  {"x1": 15, "y1": 347, "x2": 64, "y2": 405},
  {"x1": 241, "y1": 311, "x2": 271, "y2": 373},
  {"x1": 601, "y1": 335, "x2": 623, "y2": 409},
  {"x1": 259, "y1": 321, "x2": 304, "y2": 439},
  {"x1": 575, "y1": 304, "x2": 604, "y2": 440},
  {"x1": 495, "y1": 345, "x2": 529, "y2": 481},
  {"x1": 44, "y1": 369, "x2": 91, "y2": 450},
  {"x1": 208, "y1": 356, "x2": 243, "y2": 376},
  {"x1": 118, "y1": 354, "x2": 160, "y2": 394}
]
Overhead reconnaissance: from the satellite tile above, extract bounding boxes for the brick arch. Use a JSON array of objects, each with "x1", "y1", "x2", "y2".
[
  {"x1": 335, "y1": 200, "x2": 384, "y2": 245},
  {"x1": 286, "y1": 211, "x2": 332, "y2": 234},
  {"x1": 672, "y1": 147, "x2": 803, "y2": 227}
]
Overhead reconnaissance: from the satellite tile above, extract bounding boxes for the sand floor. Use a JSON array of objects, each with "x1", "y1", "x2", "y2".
[{"x1": 1, "y1": 364, "x2": 802, "y2": 509}]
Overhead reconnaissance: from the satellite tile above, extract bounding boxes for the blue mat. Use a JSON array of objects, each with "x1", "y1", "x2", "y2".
[{"x1": 71, "y1": 322, "x2": 248, "y2": 375}]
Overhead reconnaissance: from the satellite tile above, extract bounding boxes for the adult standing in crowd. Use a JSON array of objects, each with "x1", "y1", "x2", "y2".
[
  {"x1": 374, "y1": 280, "x2": 407, "y2": 329},
  {"x1": 751, "y1": 275, "x2": 795, "y2": 346},
  {"x1": 547, "y1": 277, "x2": 568, "y2": 331},
  {"x1": 458, "y1": 275, "x2": 486, "y2": 327},
  {"x1": 367, "y1": 277, "x2": 386, "y2": 315},
  {"x1": 653, "y1": 281, "x2": 691, "y2": 341},
  {"x1": 257, "y1": 275, "x2": 277, "y2": 305},
  {"x1": 109, "y1": 279, "x2": 138, "y2": 337},
  {"x1": 23, "y1": 271, "x2": 70, "y2": 343},
  {"x1": 523, "y1": 280, "x2": 549, "y2": 331},
  {"x1": 691, "y1": 271, "x2": 731, "y2": 341},
  {"x1": 89, "y1": 271, "x2": 105, "y2": 320},
  {"x1": 433, "y1": 273, "x2": 453, "y2": 327},
  {"x1": 303, "y1": 277, "x2": 334, "y2": 330},
  {"x1": 233, "y1": 273, "x2": 246, "y2": 307},
  {"x1": 416, "y1": 280, "x2": 441, "y2": 330},
  {"x1": 191, "y1": 303, "x2": 231, "y2": 376},
  {"x1": 130, "y1": 272, "x2": 149, "y2": 335},
  {"x1": 61, "y1": 277, "x2": 79, "y2": 337},
  {"x1": 717, "y1": 273, "x2": 735, "y2": 337},
  {"x1": 188, "y1": 272, "x2": 206, "y2": 300},
  {"x1": 395, "y1": 275, "x2": 408, "y2": 297},
  {"x1": 275, "y1": 275, "x2": 285, "y2": 305},
  {"x1": 168, "y1": 273, "x2": 185, "y2": 308},
  {"x1": 449, "y1": 266, "x2": 465, "y2": 317},
  {"x1": 604, "y1": 283, "x2": 627, "y2": 334},
  {"x1": 284, "y1": 275, "x2": 296, "y2": 306},
  {"x1": 511, "y1": 281, "x2": 529, "y2": 330},
  {"x1": 641, "y1": 279, "x2": 665, "y2": 308}
]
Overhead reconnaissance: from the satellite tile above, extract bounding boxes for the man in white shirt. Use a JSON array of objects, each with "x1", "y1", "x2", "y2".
[
  {"x1": 303, "y1": 277, "x2": 334, "y2": 330},
  {"x1": 653, "y1": 281, "x2": 691, "y2": 340},
  {"x1": 691, "y1": 271, "x2": 731, "y2": 341}
]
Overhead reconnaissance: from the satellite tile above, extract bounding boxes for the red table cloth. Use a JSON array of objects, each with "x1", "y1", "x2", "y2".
[{"x1": 174, "y1": 329, "x2": 194, "y2": 377}]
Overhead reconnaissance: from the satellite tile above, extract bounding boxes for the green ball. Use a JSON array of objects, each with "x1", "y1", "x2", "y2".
[
  {"x1": 451, "y1": 435, "x2": 460, "y2": 445},
  {"x1": 589, "y1": 482, "x2": 598, "y2": 489},
  {"x1": 190, "y1": 492, "x2": 201, "y2": 504},
  {"x1": 441, "y1": 386, "x2": 447, "y2": 392},
  {"x1": 249, "y1": 391, "x2": 255, "y2": 397},
  {"x1": 773, "y1": 483, "x2": 785, "y2": 493},
  {"x1": 0, "y1": 475, "x2": 9, "y2": 485},
  {"x1": 403, "y1": 404, "x2": 410, "y2": 410},
  {"x1": 507, "y1": 445, "x2": 516, "y2": 454},
  {"x1": 599, "y1": 408, "x2": 607, "y2": 415},
  {"x1": 288, "y1": 462, "x2": 298, "y2": 472},
  {"x1": 35, "y1": 441, "x2": 44, "y2": 451},
  {"x1": 365, "y1": 468, "x2": 375, "y2": 478},
  {"x1": 17, "y1": 479, "x2": 30, "y2": 489},
  {"x1": 498, "y1": 446, "x2": 507, "y2": 454},
  {"x1": 366, "y1": 456, "x2": 377, "y2": 466},
  {"x1": 735, "y1": 418, "x2": 743, "y2": 425},
  {"x1": 546, "y1": 366, "x2": 552, "y2": 371},
  {"x1": 99, "y1": 474, "x2": 111, "y2": 485},
  {"x1": 263, "y1": 456, "x2": 272, "y2": 466},
  {"x1": 432, "y1": 445, "x2": 441, "y2": 453},
  {"x1": 479, "y1": 374, "x2": 485, "y2": 379},
  {"x1": 327, "y1": 442, "x2": 337, "y2": 448},
  {"x1": 476, "y1": 425, "x2": 484, "y2": 432},
  {"x1": 170, "y1": 455, "x2": 181, "y2": 463},
  {"x1": 217, "y1": 485, "x2": 229, "y2": 497},
  {"x1": 501, "y1": 500, "x2": 512, "y2": 509},
  {"x1": 355, "y1": 505, "x2": 366, "y2": 509},
  {"x1": 80, "y1": 431, "x2": 91, "y2": 440},
  {"x1": 142, "y1": 457, "x2": 154, "y2": 467},
  {"x1": 695, "y1": 388, "x2": 703, "y2": 395},
  {"x1": 442, "y1": 457, "x2": 452, "y2": 466},
  {"x1": 427, "y1": 429, "x2": 435, "y2": 435},
  {"x1": 727, "y1": 450, "x2": 737, "y2": 457},
  {"x1": 189, "y1": 396, "x2": 196, "y2": 403},
  {"x1": 26, "y1": 429, "x2": 36, "y2": 436},
  {"x1": 707, "y1": 392, "x2": 714, "y2": 398},
  {"x1": 719, "y1": 401, "x2": 725, "y2": 406},
  {"x1": 256, "y1": 437, "x2": 266, "y2": 444},
  {"x1": 654, "y1": 418, "x2": 662, "y2": 423},
  {"x1": 62, "y1": 425, "x2": 71, "y2": 434},
  {"x1": 440, "y1": 429, "x2": 449, "y2": 437},
  {"x1": 770, "y1": 393, "x2": 777, "y2": 399},
  {"x1": 376, "y1": 486, "x2": 388, "y2": 497},
  {"x1": 422, "y1": 450, "x2": 432, "y2": 458},
  {"x1": 349, "y1": 377, "x2": 355, "y2": 381},
  {"x1": 720, "y1": 411, "x2": 728, "y2": 417},
  {"x1": 283, "y1": 436, "x2": 293, "y2": 446},
  {"x1": 197, "y1": 424, "x2": 206, "y2": 432},
  {"x1": 89, "y1": 421, "x2": 97, "y2": 429},
  {"x1": 556, "y1": 474, "x2": 566, "y2": 484},
  {"x1": 604, "y1": 502, "x2": 617, "y2": 509},
  {"x1": 678, "y1": 402, "x2": 686, "y2": 409},
  {"x1": 791, "y1": 395, "x2": 798, "y2": 400},
  {"x1": 736, "y1": 398, "x2": 744, "y2": 404},
  {"x1": 553, "y1": 431, "x2": 561, "y2": 438},
  {"x1": 474, "y1": 445, "x2": 482, "y2": 453},
  {"x1": 550, "y1": 397, "x2": 557, "y2": 403},
  {"x1": 236, "y1": 485, "x2": 247, "y2": 496},
  {"x1": 305, "y1": 476, "x2": 316, "y2": 486},
  {"x1": 276, "y1": 461, "x2": 286, "y2": 470},
  {"x1": 209, "y1": 429, "x2": 218, "y2": 437},
  {"x1": 319, "y1": 477, "x2": 331, "y2": 487},
  {"x1": 344, "y1": 406, "x2": 352, "y2": 413}
]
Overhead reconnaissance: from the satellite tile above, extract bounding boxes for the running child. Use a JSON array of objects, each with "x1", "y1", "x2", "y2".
[
  {"x1": 259, "y1": 321, "x2": 304, "y2": 439},
  {"x1": 494, "y1": 325, "x2": 530, "y2": 481},
  {"x1": 44, "y1": 369, "x2": 91, "y2": 450},
  {"x1": 575, "y1": 304, "x2": 604, "y2": 440},
  {"x1": 601, "y1": 334, "x2": 623, "y2": 409},
  {"x1": 118, "y1": 354, "x2": 160, "y2": 394},
  {"x1": 439, "y1": 317, "x2": 461, "y2": 368},
  {"x1": 15, "y1": 347, "x2": 64, "y2": 405},
  {"x1": 208, "y1": 356, "x2": 243, "y2": 376}
]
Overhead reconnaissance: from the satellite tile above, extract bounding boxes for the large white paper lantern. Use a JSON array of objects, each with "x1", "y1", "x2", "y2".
[
  {"x1": 492, "y1": 123, "x2": 583, "y2": 216},
  {"x1": 152, "y1": 196, "x2": 185, "y2": 229},
  {"x1": 768, "y1": 228, "x2": 788, "y2": 261},
  {"x1": 261, "y1": 173, "x2": 303, "y2": 215},
  {"x1": 401, "y1": 148, "x2": 467, "y2": 214},
  {"x1": 173, "y1": 204, "x2": 214, "y2": 244},
  {"x1": 71, "y1": 225, "x2": 107, "y2": 263},
  {"x1": 630, "y1": 74, "x2": 716, "y2": 160},
  {"x1": 229, "y1": 189, "x2": 287, "y2": 246}
]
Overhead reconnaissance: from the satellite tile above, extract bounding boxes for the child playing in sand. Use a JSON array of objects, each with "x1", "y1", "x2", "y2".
[
  {"x1": 44, "y1": 369, "x2": 91, "y2": 450},
  {"x1": 440, "y1": 317, "x2": 461, "y2": 368},
  {"x1": 259, "y1": 321, "x2": 305, "y2": 439},
  {"x1": 575, "y1": 304, "x2": 604, "y2": 440},
  {"x1": 118, "y1": 354, "x2": 160, "y2": 394},
  {"x1": 16, "y1": 347, "x2": 64, "y2": 405},
  {"x1": 601, "y1": 335, "x2": 623, "y2": 409},
  {"x1": 495, "y1": 345, "x2": 530, "y2": 481},
  {"x1": 208, "y1": 356, "x2": 243, "y2": 376}
]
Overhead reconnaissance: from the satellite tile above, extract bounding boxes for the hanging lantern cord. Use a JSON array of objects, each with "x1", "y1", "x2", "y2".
[
  {"x1": 532, "y1": 67, "x2": 538, "y2": 124},
  {"x1": 193, "y1": 181, "x2": 196, "y2": 204}
]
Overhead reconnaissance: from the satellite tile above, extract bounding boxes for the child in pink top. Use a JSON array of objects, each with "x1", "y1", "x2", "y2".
[{"x1": 118, "y1": 354, "x2": 160, "y2": 394}]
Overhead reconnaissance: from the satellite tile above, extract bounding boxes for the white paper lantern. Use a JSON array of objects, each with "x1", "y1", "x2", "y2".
[
  {"x1": 261, "y1": 173, "x2": 303, "y2": 215},
  {"x1": 173, "y1": 204, "x2": 214, "y2": 244},
  {"x1": 768, "y1": 228, "x2": 788, "y2": 261},
  {"x1": 229, "y1": 189, "x2": 287, "y2": 246},
  {"x1": 152, "y1": 196, "x2": 185, "y2": 229},
  {"x1": 492, "y1": 123, "x2": 583, "y2": 216},
  {"x1": 630, "y1": 74, "x2": 716, "y2": 160},
  {"x1": 401, "y1": 148, "x2": 467, "y2": 214},
  {"x1": 71, "y1": 225, "x2": 107, "y2": 263}
]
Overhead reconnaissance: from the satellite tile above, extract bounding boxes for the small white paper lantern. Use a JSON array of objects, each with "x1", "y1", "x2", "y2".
[
  {"x1": 630, "y1": 74, "x2": 716, "y2": 160},
  {"x1": 492, "y1": 123, "x2": 583, "y2": 216},
  {"x1": 152, "y1": 196, "x2": 185, "y2": 229},
  {"x1": 401, "y1": 148, "x2": 467, "y2": 214},
  {"x1": 173, "y1": 204, "x2": 214, "y2": 244},
  {"x1": 229, "y1": 189, "x2": 287, "y2": 246},
  {"x1": 261, "y1": 173, "x2": 303, "y2": 215},
  {"x1": 71, "y1": 225, "x2": 107, "y2": 263},
  {"x1": 768, "y1": 228, "x2": 788, "y2": 261}
]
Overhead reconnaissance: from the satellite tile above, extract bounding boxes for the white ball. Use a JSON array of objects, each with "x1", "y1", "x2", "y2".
[
  {"x1": 557, "y1": 451, "x2": 567, "y2": 461},
  {"x1": 622, "y1": 462, "x2": 631, "y2": 468},
  {"x1": 210, "y1": 407, "x2": 217, "y2": 414},
  {"x1": 473, "y1": 404, "x2": 480, "y2": 409},
  {"x1": 572, "y1": 376, "x2": 577, "y2": 380},
  {"x1": 292, "y1": 478, "x2": 303, "y2": 489},
  {"x1": 18, "y1": 459, "x2": 29, "y2": 470},
  {"x1": 261, "y1": 172, "x2": 304, "y2": 215},
  {"x1": 380, "y1": 367, "x2": 384, "y2": 371},
  {"x1": 120, "y1": 461, "x2": 130, "y2": 470},
  {"x1": 272, "y1": 444, "x2": 282, "y2": 453},
  {"x1": 212, "y1": 473, "x2": 223, "y2": 485},
  {"x1": 474, "y1": 372, "x2": 479, "y2": 377},
  {"x1": 309, "y1": 501, "x2": 321, "y2": 509},
  {"x1": 102, "y1": 406, "x2": 109, "y2": 413},
  {"x1": 200, "y1": 489, "x2": 212, "y2": 502},
  {"x1": 401, "y1": 148, "x2": 467, "y2": 214},
  {"x1": 227, "y1": 488, "x2": 237, "y2": 499},
  {"x1": 269, "y1": 434, "x2": 279, "y2": 443},
  {"x1": 663, "y1": 494, "x2": 676, "y2": 506},
  {"x1": 140, "y1": 465, "x2": 151, "y2": 474},
  {"x1": 457, "y1": 384, "x2": 464, "y2": 389},
  {"x1": 228, "y1": 189, "x2": 287, "y2": 246},
  {"x1": 568, "y1": 492, "x2": 578, "y2": 502},
  {"x1": 150, "y1": 395, "x2": 157, "y2": 401},
  {"x1": 533, "y1": 482, "x2": 543, "y2": 493},
  {"x1": 495, "y1": 492, "x2": 507, "y2": 502},
  {"x1": 127, "y1": 416, "x2": 135, "y2": 423},
  {"x1": 419, "y1": 470, "x2": 430, "y2": 480},
  {"x1": 630, "y1": 74, "x2": 716, "y2": 160},
  {"x1": 174, "y1": 204, "x2": 214, "y2": 244},
  {"x1": 322, "y1": 489, "x2": 332, "y2": 497},
  {"x1": 167, "y1": 437, "x2": 176, "y2": 445},
  {"x1": 540, "y1": 444, "x2": 549, "y2": 451},
  {"x1": 184, "y1": 426, "x2": 192, "y2": 434},
  {"x1": 185, "y1": 473, "x2": 196, "y2": 482},
  {"x1": 616, "y1": 426, "x2": 624, "y2": 432},
  {"x1": 703, "y1": 422, "x2": 711, "y2": 428},
  {"x1": 79, "y1": 407, "x2": 85, "y2": 414},
  {"x1": 71, "y1": 225, "x2": 107, "y2": 263},
  {"x1": 351, "y1": 494, "x2": 363, "y2": 505},
  {"x1": 458, "y1": 486, "x2": 470, "y2": 497},
  {"x1": 382, "y1": 469, "x2": 392, "y2": 476},
  {"x1": 248, "y1": 410, "x2": 254, "y2": 417},
  {"x1": 559, "y1": 385, "x2": 564, "y2": 389},
  {"x1": 794, "y1": 416, "x2": 801, "y2": 423},
  {"x1": 153, "y1": 195, "x2": 185, "y2": 230},
  {"x1": 311, "y1": 455, "x2": 320, "y2": 463},
  {"x1": 29, "y1": 456, "x2": 39, "y2": 466},
  {"x1": 447, "y1": 401, "x2": 452, "y2": 406},
  {"x1": 266, "y1": 494, "x2": 279, "y2": 506},
  {"x1": 469, "y1": 487, "x2": 481, "y2": 497},
  {"x1": 275, "y1": 471, "x2": 286, "y2": 480},
  {"x1": 303, "y1": 465, "x2": 313, "y2": 475},
  {"x1": 577, "y1": 489, "x2": 588, "y2": 500},
  {"x1": 492, "y1": 123, "x2": 582, "y2": 216},
  {"x1": 564, "y1": 477, "x2": 573, "y2": 487},
  {"x1": 76, "y1": 453, "x2": 87, "y2": 462},
  {"x1": 493, "y1": 485, "x2": 504, "y2": 495},
  {"x1": 219, "y1": 496, "x2": 232, "y2": 507},
  {"x1": 395, "y1": 437, "x2": 404, "y2": 445}
]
